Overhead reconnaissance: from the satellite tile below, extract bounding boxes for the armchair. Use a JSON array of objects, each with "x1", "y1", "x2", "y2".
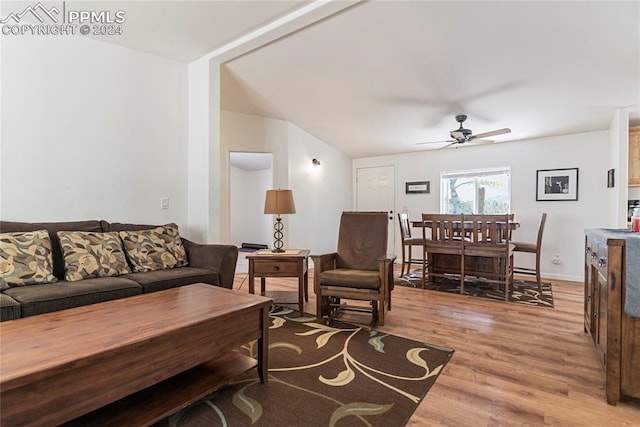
[{"x1": 311, "y1": 212, "x2": 396, "y2": 326}]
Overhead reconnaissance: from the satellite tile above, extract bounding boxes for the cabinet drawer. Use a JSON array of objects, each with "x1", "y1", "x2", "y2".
[{"x1": 252, "y1": 260, "x2": 299, "y2": 274}]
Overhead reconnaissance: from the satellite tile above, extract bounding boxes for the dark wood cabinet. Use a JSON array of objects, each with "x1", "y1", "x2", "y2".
[{"x1": 584, "y1": 229, "x2": 640, "y2": 404}]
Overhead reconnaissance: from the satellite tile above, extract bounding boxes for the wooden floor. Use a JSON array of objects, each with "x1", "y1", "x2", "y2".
[{"x1": 233, "y1": 268, "x2": 640, "y2": 426}]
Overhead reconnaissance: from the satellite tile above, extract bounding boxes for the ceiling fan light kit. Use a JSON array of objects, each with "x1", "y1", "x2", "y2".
[{"x1": 417, "y1": 114, "x2": 511, "y2": 148}]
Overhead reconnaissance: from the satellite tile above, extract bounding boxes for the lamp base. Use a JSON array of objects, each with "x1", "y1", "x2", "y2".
[{"x1": 272, "y1": 218, "x2": 285, "y2": 252}]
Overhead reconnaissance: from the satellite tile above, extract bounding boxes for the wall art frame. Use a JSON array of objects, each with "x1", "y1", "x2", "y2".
[
  {"x1": 405, "y1": 181, "x2": 430, "y2": 194},
  {"x1": 536, "y1": 168, "x2": 578, "y2": 201}
]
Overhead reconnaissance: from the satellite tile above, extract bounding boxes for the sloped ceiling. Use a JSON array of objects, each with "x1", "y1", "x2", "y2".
[
  {"x1": 5, "y1": 0, "x2": 637, "y2": 158},
  {"x1": 222, "y1": 1, "x2": 640, "y2": 157}
]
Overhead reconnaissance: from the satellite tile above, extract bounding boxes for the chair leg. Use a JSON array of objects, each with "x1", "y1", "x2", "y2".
[
  {"x1": 422, "y1": 252, "x2": 428, "y2": 289},
  {"x1": 535, "y1": 253, "x2": 542, "y2": 293},
  {"x1": 400, "y1": 244, "x2": 407, "y2": 277},
  {"x1": 460, "y1": 254, "x2": 465, "y2": 294},
  {"x1": 407, "y1": 246, "x2": 412, "y2": 276},
  {"x1": 504, "y1": 276, "x2": 509, "y2": 301},
  {"x1": 316, "y1": 295, "x2": 329, "y2": 321},
  {"x1": 377, "y1": 299, "x2": 385, "y2": 326},
  {"x1": 505, "y1": 256, "x2": 513, "y2": 301}
]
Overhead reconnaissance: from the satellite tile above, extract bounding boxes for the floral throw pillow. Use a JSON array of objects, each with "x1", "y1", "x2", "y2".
[
  {"x1": 119, "y1": 223, "x2": 188, "y2": 273},
  {"x1": 58, "y1": 231, "x2": 131, "y2": 281},
  {"x1": 0, "y1": 230, "x2": 57, "y2": 287}
]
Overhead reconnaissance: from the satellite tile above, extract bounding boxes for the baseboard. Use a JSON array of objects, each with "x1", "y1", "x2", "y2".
[{"x1": 539, "y1": 272, "x2": 583, "y2": 283}]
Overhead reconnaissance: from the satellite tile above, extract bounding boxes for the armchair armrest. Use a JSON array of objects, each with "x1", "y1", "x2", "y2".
[
  {"x1": 181, "y1": 238, "x2": 238, "y2": 289},
  {"x1": 378, "y1": 254, "x2": 397, "y2": 292},
  {"x1": 310, "y1": 253, "x2": 338, "y2": 274},
  {"x1": 311, "y1": 253, "x2": 337, "y2": 294},
  {"x1": 378, "y1": 254, "x2": 397, "y2": 263}
]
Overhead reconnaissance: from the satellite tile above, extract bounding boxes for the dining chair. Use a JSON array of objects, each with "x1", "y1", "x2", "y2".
[
  {"x1": 463, "y1": 214, "x2": 515, "y2": 301},
  {"x1": 311, "y1": 212, "x2": 396, "y2": 326},
  {"x1": 398, "y1": 213, "x2": 427, "y2": 277},
  {"x1": 421, "y1": 213, "x2": 465, "y2": 291},
  {"x1": 512, "y1": 213, "x2": 547, "y2": 293}
]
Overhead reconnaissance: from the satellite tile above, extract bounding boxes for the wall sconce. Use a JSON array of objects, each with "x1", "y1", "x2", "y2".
[{"x1": 312, "y1": 158, "x2": 321, "y2": 167}]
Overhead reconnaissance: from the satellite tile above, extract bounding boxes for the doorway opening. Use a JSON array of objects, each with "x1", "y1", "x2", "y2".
[{"x1": 230, "y1": 152, "x2": 273, "y2": 273}]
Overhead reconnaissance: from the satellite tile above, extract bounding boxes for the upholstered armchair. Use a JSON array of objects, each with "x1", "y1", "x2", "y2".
[{"x1": 311, "y1": 212, "x2": 396, "y2": 326}]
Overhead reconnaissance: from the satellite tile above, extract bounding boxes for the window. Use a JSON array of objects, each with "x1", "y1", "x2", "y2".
[{"x1": 441, "y1": 167, "x2": 511, "y2": 214}]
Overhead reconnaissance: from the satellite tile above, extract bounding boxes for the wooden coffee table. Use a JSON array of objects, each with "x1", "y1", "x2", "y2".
[{"x1": 0, "y1": 284, "x2": 272, "y2": 427}]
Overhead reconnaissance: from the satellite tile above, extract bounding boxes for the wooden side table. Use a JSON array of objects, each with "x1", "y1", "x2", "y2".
[{"x1": 247, "y1": 249, "x2": 310, "y2": 314}]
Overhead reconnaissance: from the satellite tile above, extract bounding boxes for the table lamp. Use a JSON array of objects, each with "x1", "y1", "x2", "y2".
[{"x1": 264, "y1": 189, "x2": 296, "y2": 252}]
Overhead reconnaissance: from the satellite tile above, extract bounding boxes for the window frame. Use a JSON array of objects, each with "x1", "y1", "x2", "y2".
[{"x1": 440, "y1": 167, "x2": 512, "y2": 214}]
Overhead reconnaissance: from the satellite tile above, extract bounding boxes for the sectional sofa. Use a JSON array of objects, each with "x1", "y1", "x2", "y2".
[{"x1": 0, "y1": 220, "x2": 238, "y2": 321}]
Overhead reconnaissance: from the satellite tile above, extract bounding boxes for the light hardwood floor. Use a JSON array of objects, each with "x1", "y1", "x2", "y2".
[{"x1": 233, "y1": 268, "x2": 640, "y2": 426}]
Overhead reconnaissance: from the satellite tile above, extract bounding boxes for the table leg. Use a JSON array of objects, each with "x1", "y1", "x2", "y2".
[
  {"x1": 298, "y1": 272, "x2": 304, "y2": 314},
  {"x1": 304, "y1": 257, "x2": 309, "y2": 302},
  {"x1": 257, "y1": 305, "x2": 269, "y2": 383},
  {"x1": 248, "y1": 263, "x2": 255, "y2": 294},
  {"x1": 260, "y1": 277, "x2": 266, "y2": 296}
]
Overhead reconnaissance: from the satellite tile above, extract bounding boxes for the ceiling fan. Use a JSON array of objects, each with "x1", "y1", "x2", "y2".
[{"x1": 417, "y1": 114, "x2": 511, "y2": 149}]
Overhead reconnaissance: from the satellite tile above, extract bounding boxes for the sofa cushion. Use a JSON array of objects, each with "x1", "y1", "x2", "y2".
[
  {"x1": 121, "y1": 267, "x2": 219, "y2": 293},
  {"x1": 0, "y1": 221, "x2": 103, "y2": 280},
  {"x1": 58, "y1": 231, "x2": 131, "y2": 281},
  {"x1": 118, "y1": 224, "x2": 188, "y2": 272},
  {"x1": 0, "y1": 230, "x2": 57, "y2": 287},
  {"x1": 1, "y1": 293, "x2": 21, "y2": 321},
  {"x1": 3, "y1": 277, "x2": 142, "y2": 318}
]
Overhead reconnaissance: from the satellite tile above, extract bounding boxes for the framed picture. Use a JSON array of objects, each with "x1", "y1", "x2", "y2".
[
  {"x1": 536, "y1": 168, "x2": 578, "y2": 201},
  {"x1": 405, "y1": 181, "x2": 430, "y2": 194},
  {"x1": 607, "y1": 168, "x2": 615, "y2": 188}
]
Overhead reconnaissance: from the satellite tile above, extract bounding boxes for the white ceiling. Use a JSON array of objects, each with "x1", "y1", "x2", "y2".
[
  {"x1": 222, "y1": 0, "x2": 640, "y2": 157},
  {"x1": 26, "y1": 0, "x2": 640, "y2": 158},
  {"x1": 230, "y1": 151, "x2": 272, "y2": 171}
]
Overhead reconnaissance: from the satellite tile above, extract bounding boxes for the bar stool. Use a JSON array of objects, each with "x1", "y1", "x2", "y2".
[
  {"x1": 513, "y1": 213, "x2": 547, "y2": 292},
  {"x1": 398, "y1": 213, "x2": 427, "y2": 277}
]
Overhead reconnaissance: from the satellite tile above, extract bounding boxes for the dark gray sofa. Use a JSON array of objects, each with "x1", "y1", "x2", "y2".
[{"x1": 0, "y1": 220, "x2": 238, "y2": 321}]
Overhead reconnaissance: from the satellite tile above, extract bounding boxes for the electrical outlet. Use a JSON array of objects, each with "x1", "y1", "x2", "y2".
[
  {"x1": 160, "y1": 197, "x2": 169, "y2": 209},
  {"x1": 552, "y1": 254, "x2": 562, "y2": 265}
]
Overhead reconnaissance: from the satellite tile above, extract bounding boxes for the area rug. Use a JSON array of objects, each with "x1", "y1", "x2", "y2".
[
  {"x1": 155, "y1": 306, "x2": 454, "y2": 427},
  {"x1": 395, "y1": 270, "x2": 554, "y2": 308}
]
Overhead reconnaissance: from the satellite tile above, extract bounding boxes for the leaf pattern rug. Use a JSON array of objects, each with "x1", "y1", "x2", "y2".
[
  {"x1": 155, "y1": 306, "x2": 454, "y2": 427},
  {"x1": 395, "y1": 269, "x2": 554, "y2": 308}
]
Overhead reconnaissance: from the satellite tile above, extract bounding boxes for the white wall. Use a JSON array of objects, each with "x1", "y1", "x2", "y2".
[
  {"x1": 229, "y1": 166, "x2": 272, "y2": 247},
  {"x1": 220, "y1": 111, "x2": 288, "y2": 245},
  {"x1": 1, "y1": 34, "x2": 188, "y2": 229},
  {"x1": 287, "y1": 123, "x2": 352, "y2": 254},
  {"x1": 187, "y1": 58, "x2": 223, "y2": 243},
  {"x1": 609, "y1": 109, "x2": 629, "y2": 227},
  {"x1": 221, "y1": 111, "x2": 352, "y2": 254},
  {"x1": 353, "y1": 130, "x2": 610, "y2": 282}
]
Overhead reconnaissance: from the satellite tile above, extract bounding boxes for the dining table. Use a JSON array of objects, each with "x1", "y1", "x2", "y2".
[{"x1": 410, "y1": 218, "x2": 520, "y2": 280}]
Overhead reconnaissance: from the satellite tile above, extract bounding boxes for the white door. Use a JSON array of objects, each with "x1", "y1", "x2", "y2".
[{"x1": 356, "y1": 165, "x2": 395, "y2": 254}]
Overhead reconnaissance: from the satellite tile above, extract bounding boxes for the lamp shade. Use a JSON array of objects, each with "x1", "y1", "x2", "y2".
[{"x1": 264, "y1": 189, "x2": 296, "y2": 216}]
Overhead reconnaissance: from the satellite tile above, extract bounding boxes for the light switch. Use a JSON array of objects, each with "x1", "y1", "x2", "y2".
[{"x1": 160, "y1": 197, "x2": 169, "y2": 209}]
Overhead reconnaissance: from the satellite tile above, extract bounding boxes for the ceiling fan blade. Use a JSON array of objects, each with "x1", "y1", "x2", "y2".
[
  {"x1": 416, "y1": 139, "x2": 454, "y2": 145},
  {"x1": 471, "y1": 139, "x2": 495, "y2": 145},
  {"x1": 471, "y1": 128, "x2": 511, "y2": 139},
  {"x1": 439, "y1": 141, "x2": 458, "y2": 149}
]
